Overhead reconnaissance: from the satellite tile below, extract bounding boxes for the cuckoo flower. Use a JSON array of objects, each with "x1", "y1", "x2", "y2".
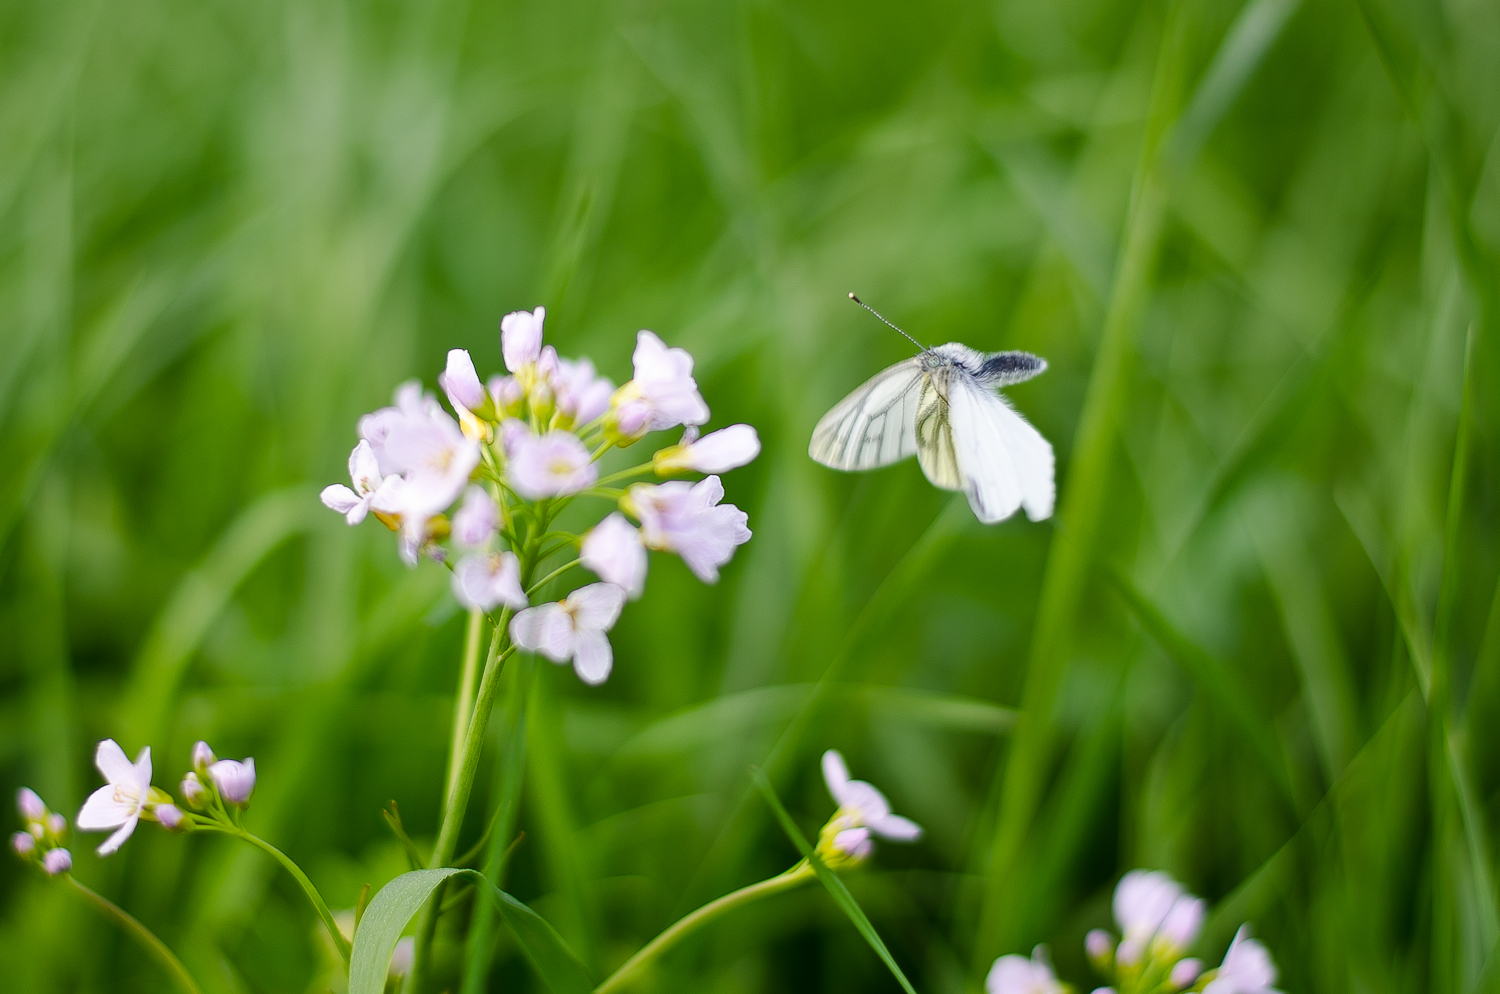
[
  {"x1": 986, "y1": 948, "x2": 1065, "y2": 994},
  {"x1": 580, "y1": 513, "x2": 647, "y2": 599},
  {"x1": 608, "y1": 331, "x2": 710, "y2": 440},
  {"x1": 1112, "y1": 870, "x2": 1204, "y2": 965},
  {"x1": 511, "y1": 583, "x2": 626, "y2": 685},
  {"x1": 552, "y1": 356, "x2": 614, "y2": 427},
  {"x1": 209, "y1": 758, "x2": 256, "y2": 806},
  {"x1": 321, "y1": 440, "x2": 389, "y2": 525},
  {"x1": 11, "y1": 832, "x2": 34, "y2": 855},
  {"x1": 654, "y1": 424, "x2": 760, "y2": 474},
  {"x1": 439, "y1": 349, "x2": 492, "y2": 440},
  {"x1": 42, "y1": 848, "x2": 72, "y2": 876},
  {"x1": 17, "y1": 788, "x2": 45, "y2": 824},
  {"x1": 623, "y1": 476, "x2": 750, "y2": 583},
  {"x1": 452, "y1": 486, "x2": 499, "y2": 548},
  {"x1": 358, "y1": 381, "x2": 426, "y2": 477},
  {"x1": 1203, "y1": 927, "x2": 1279, "y2": 994},
  {"x1": 815, "y1": 750, "x2": 920, "y2": 866},
  {"x1": 489, "y1": 374, "x2": 525, "y2": 418},
  {"x1": 507, "y1": 429, "x2": 597, "y2": 499},
  {"x1": 77, "y1": 740, "x2": 155, "y2": 856},
  {"x1": 378, "y1": 393, "x2": 480, "y2": 512},
  {"x1": 501, "y1": 306, "x2": 546, "y2": 374},
  {"x1": 452, "y1": 551, "x2": 527, "y2": 612}
]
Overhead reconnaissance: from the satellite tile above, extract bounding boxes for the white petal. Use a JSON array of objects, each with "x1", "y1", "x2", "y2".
[
  {"x1": 869, "y1": 812, "x2": 923, "y2": 842},
  {"x1": 682, "y1": 425, "x2": 760, "y2": 472},
  {"x1": 96, "y1": 815, "x2": 139, "y2": 856},
  {"x1": 321, "y1": 484, "x2": 361, "y2": 514},
  {"x1": 441, "y1": 349, "x2": 486, "y2": 411},
  {"x1": 822, "y1": 750, "x2": 851, "y2": 804},
  {"x1": 348, "y1": 439, "x2": 382, "y2": 494},
  {"x1": 345, "y1": 501, "x2": 370, "y2": 526},
  {"x1": 566, "y1": 583, "x2": 626, "y2": 632},
  {"x1": 510, "y1": 604, "x2": 574, "y2": 662},
  {"x1": 132, "y1": 747, "x2": 153, "y2": 790},
  {"x1": 501, "y1": 307, "x2": 545, "y2": 372},
  {"x1": 570, "y1": 629, "x2": 613, "y2": 685},
  {"x1": 76, "y1": 785, "x2": 131, "y2": 830},
  {"x1": 94, "y1": 739, "x2": 135, "y2": 785},
  {"x1": 581, "y1": 514, "x2": 647, "y2": 599},
  {"x1": 840, "y1": 779, "x2": 892, "y2": 823}
]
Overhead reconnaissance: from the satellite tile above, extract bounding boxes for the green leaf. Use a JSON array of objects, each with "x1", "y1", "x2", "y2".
[
  {"x1": 349, "y1": 867, "x2": 592, "y2": 994},
  {"x1": 749, "y1": 768, "x2": 920, "y2": 994}
]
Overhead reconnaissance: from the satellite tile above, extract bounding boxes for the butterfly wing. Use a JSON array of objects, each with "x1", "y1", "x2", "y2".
[
  {"x1": 914, "y1": 374, "x2": 962, "y2": 490},
  {"x1": 948, "y1": 373, "x2": 1055, "y2": 523},
  {"x1": 809, "y1": 358, "x2": 926, "y2": 470}
]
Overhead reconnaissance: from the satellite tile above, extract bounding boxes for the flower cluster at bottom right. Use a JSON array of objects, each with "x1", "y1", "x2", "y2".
[{"x1": 987, "y1": 870, "x2": 1280, "y2": 994}]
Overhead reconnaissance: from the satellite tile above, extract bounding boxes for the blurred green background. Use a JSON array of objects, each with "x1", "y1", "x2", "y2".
[{"x1": 2, "y1": 0, "x2": 1498, "y2": 991}]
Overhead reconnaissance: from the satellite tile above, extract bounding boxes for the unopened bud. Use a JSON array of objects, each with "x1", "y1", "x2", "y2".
[
  {"x1": 209, "y1": 758, "x2": 256, "y2": 806},
  {"x1": 155, "y1": 804, "x2": 185, "y2": 831},
  {"x1": 192, "y1": 741, "x2": 217, "y2": 775},
  {"x1": 1086, "y1": 928, "x2": 1115, "y2": 964},
  {"x1": 42, "y1": 848, "x2": 72, "y2": 876},
  {"x1": 1170, "y1": 958, "x2": 1202, "y2": 989},
  {"x1": 181, "y1": 772, "x2": 209, "y2": 809},
  {"x1": 12, "y1": 832, "x2": 35, "y2": 856},
  {"x1": 45, "y1": 813, "x2": 65, "y2": 837},
  {"x1": 17, "y1": 788, "x2": 46, "y2": 822}
]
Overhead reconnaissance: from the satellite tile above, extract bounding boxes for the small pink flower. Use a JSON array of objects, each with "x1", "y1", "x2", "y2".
[
  {"x1": 181, "y1": 772, "x2": 209, "y2": 809},
  {"x1": 510, "y1": 583, "x2": 626, "y2": 685},
  {"x1": 439, "y1": 349, "x2": 486, "y2": 412},
  {"x1": 501, "y1": 307, "x2": 546, "y2": 373},
  {"x1": 654, "y1": 425, "x2": 760, "y2": 474},
  {"x1": 1086, "y1": 929, "x2": 1114, "y2": 963},
  {"x1": 608, "y1": 331, "x2": 710, "y2": 439},
  {"x1": 77, "y1": 739, "x2": 154, "y2": 856},
  {"x1": 489, "y1": 375, "x2": 525, "y2": 416},
  {"x1": 12, "y1": 832, "x2": 34, "y2": 856},
  {"x1": 452, "y1": 486, "x2": 499, "y2": 547},
  {"x1": 580, "y1": 514, "x2": 647, "y2": 599},
  {"x1": 42, "y1": 848, "x2": 72, "y2": 876},
  {"x1": 624, "y1": 476, "x2": 750, "y2": 583},
  {"x1": 452, "y1": 551, "x2": 527, "y2": 612},
  {"x1": 45, "y1": 813, "x2": 65, "y2": 836},
  {"x1": 832, "y1": 827, "x2": 873, "y2": 860},
  {"x1": 209, "y1": 758, "x2": 256, "y2": 806},
  {"x1": 552, "y1": 356, "x2": 614, "y2": 426},
  {"x1": 1171, "y1": 958, "x2": 1203, "y2": 989},
  {"x1": 155, "y1": 804, "x2": 185, "y2": 831},
  {"x1": 986, "y1": 947, "x2": 1065, "y2": 994},
  {"x1": 17, "y1": 788, "x2": 45, "y2": 823},
  {"x1": 320, "y1": 440, "x2": 390, "y2": 526},
  {"x1": 821, "y1": 750, "x2": 922, "y2": 842},
  {"x1": 507, "y1": 430, "x2": 597, "y2": 499},
  {"x1": 1203, "y1": 926, "x2": 1279, "y2": 994},
  {"x1": 192, "y1": 741, "x2": 216, "y2": 773}
]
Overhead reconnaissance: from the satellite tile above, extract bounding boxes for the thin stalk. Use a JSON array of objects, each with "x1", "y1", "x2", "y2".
[
  {"x1": 200, "y1": 826, "x2": 351, "y2": 963},
  {"x1": 527, "y1": 558, "x2": 581, "y2": 597},
  {"x1": 444, "y1": 610, "x2": 486, "y2": 806},
  {"x1": 68, "y1": 876, "x2": 204, "y2": 994},
  {"x1": 593, "y1": 862, "x2": 815, "y2": 994},
  {"x1": 594, "y1": 463, "x2": 655, "y2": 487}
]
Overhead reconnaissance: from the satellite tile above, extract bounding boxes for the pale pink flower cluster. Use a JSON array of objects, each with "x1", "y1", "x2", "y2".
[
  {"x1": 11, "y1": 788, "x2": 71, "y2": 876},
  {"x1": 986, "y1": 870, "x2": 1280, "y2": 994},
  {"x1": 814, "y1": 750, "x2": 922, "y2": 866},
  {"x1": 319, "y1": 305, "x2": 759, "y2": 685}
]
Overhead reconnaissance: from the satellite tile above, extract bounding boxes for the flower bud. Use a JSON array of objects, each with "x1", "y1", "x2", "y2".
[
  {"x1": 1170, "y1": 958, "x2": 1203, "y2": 989},
  {"x1": 16, "y1": 788, "x2": 46, "y2": 823},
  {"x1": 42, "y1": 848, "x2": 72, "y2": 876},
  {"x1": 192, "y1": 741, "x2": 217, "y2": 775},
  {"x1": 181, "y1": 772, "x2": 210, "y2": 809},
  {"x1": 155, "y1": 804, "x2": 186, "y2": 831},
  {"x1": 209, "y1": 758, "x2": 256, "y2": 806},
  {"x1": 12, "y1": 832, "x2": 35, "y2": 856},
  {"x1": 1086, "y1": 928, "x2": 1115, "y2": 965},
  {"x1": 45, "y1": 813, "x2": 66, "y2": 838}
]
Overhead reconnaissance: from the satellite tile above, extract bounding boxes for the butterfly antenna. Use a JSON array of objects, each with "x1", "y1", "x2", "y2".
[{"x1": 848, "y1": 293, "x2": 927, "y2": 352}]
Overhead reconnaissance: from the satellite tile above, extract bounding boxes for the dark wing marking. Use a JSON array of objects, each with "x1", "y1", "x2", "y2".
[{"x1": 974, "y1": 351, "x2": 1047, "y2": 387}]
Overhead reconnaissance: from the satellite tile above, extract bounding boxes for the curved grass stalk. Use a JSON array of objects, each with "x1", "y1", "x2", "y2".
[{"x1": 67, "y1": 876, "x2": 205, "y2": 994}]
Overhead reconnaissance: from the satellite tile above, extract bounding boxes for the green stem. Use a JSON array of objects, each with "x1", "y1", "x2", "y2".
[
  {"x1": 68, "y1": 876, "x2": 204, "y2": 994},
  {"x1": 445, "y1": 610, "x2": 486, "y2": 805},
  {"x1": 594, "y1": 463, "x2": 654, "y2": 487},
  {"x1": 593, "y1": 862, "x2": 815, "y2": 994},
  {"x1": 527, "y1": 558, "x2": 581, "y2": 597},
  {"x1": 227, "y1": 828, "x2": 351, "y2": 963}
]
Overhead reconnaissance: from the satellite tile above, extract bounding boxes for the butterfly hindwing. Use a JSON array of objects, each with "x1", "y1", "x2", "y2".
[{"x1": 949, "y1": 374, "x2": 1054, "y2": 522}]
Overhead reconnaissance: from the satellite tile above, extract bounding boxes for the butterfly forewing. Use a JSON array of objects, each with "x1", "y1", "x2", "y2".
[
  {"x1": 914, "y1": 375, "x2": 962, "y2": 490},
  {"x1": 808, "y1": 358, "x2": 925, "y2": 470}
]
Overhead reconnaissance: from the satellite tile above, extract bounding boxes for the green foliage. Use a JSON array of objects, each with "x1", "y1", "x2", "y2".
[{"x1": 1, "y1": 0, "x2": 1498, "y2": 991}]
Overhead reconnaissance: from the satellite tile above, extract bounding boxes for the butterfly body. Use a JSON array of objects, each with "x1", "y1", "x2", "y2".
[{"x1": 810, "y1": 342, "x2": 1054, "y2": 524}]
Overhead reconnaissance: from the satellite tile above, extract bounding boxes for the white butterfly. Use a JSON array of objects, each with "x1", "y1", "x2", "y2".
[{"x1": 809, "y1": 297, "x2": 1055, "y2": 524}]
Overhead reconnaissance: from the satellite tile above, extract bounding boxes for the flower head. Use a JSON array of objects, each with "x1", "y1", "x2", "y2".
[
  {"x1": 552, "y1": 356, "x2": 614, "y2": 427},
  {"x1": 77, "y1": 739, "x2": 155, "y2": 856},
  {"x1": 1113, "y1": 870, "x2": 1203, "y2": 965},
  {"x1": 42, "y1": 848, "x2": 72, "y2": 876},
  {"x1": 1203, "y1": 926, "x2": 1279, "y2": 994},
  {"x1": 321, "y1": 440, "x2": 391, "y2": 526},
  {"x1": 607, "y1": 331, "x2": 710, "y2": 441},
  {"x1": 511, "y1": 583, "x2": 626, "y2": 685},
  {"x1": 820, "y1": 750, "x2": 922, "y2": 843},
  {"x1": 624, "y1": 476, "x2": 750, "y2": 583},
  {"x1": 653, "y1": 424, "x2": 760, "y2": 474},
  {"x1": 209, "y1": 758, "x2": 256, "y2": 806},
  {"x1": 581, "y1": 514, "x2": 647, "y2": 599},
  {"x1": 452, "y1": 486, "x2": 499, "y2": 548},
  {"x1": 507, "y1": 429, "x2": 597, "y2": 499},
  {"x1": 501, "y1": 307, "x2": 546, "y2": 373},
  {"x1": 452, "y1": 551, "x2": 527, "y2": 612},
  {"x1": 986, "y1": 947, "x2": 1065, "y2": 994}
]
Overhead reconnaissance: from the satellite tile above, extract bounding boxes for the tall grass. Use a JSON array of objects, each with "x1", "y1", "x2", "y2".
[{"x1": 1, "y1": 0, "x2": 1497, "y2": 991}]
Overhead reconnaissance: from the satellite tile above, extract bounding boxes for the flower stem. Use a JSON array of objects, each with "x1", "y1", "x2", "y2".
[
  {"x1": 594, "y1": 463, "x2": 655, "y2": 487},
  {"x1": 444, "y1": 609, "x2": 486, "y2": 805},
  {"x1": 526, "y1": 558, "x2": 580, "y2": 597},
  {"x1": 67, "y1": 876, "x2": 205, "y2": 994},
  {"x1": 592, "y1": 861, "x2": 815, "y2": 994}
]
